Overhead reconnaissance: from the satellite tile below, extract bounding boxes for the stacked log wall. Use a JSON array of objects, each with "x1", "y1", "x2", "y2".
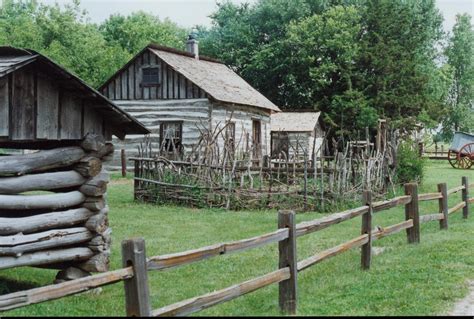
[
  {"x1": 107, "y1": 99, "x2": 210, "y2": 170},
  {"x1": 106, "y1": 100, "x2": 273, "y2": 170},
  {"x1": 211, "y1": 103, "x2": 271, "y2": 160},
  {"x1": 0, "y1": 134, "x2": 113, "y2": 276}
]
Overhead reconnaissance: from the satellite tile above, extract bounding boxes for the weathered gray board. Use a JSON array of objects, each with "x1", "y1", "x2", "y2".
[
  {"x1": 107, "y1": 99, "x2": 272, "y2": 170},
  {"x1": 0, "y1": 65, "x2": 111, "y2": 146},
  {"x1": 0, "y1": 76, "x2": 8, "y2": 137},
  {"x1": 100, "y1": 49, "x2": 207, "y2": 101}
]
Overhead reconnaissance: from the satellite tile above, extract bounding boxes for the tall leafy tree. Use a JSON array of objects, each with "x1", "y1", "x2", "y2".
[
  {"x1": 201, "y1": 0, "x2": 445, "y2": 138},
  {"x1": 282, "y1": 6, "x2": 374, "y2": 136},
  {"x1": 99, "y1": 11, "x2": 188, "y2": 55},
  {"x1": 0, "y1": 0, "x2": 130, "y2": 87},
  {"x1": 442, "y1": 13, "x2": 474, "y2": 139},
  {"x1": 359, "y1": 0, "x2": 445, "y2": 131}
]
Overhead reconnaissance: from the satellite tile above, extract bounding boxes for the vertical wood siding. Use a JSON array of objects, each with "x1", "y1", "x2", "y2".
[
  {"x1": 60, "y1": 94, "x2": 82, "y2": 139},
  {"x1": 0, "y1": 76, "x2": 9, "y2": 137},
  {"x1": 36, "y1": 75, "x2": 59, "y2": 139},
  {"x1": 100, "y1": 49, "x2": 207, "y2": 101},
  {"x1": 211, "y1": 104, "x2": 271, "y2": 159},
  {"x1": 10, "y1": 68, "x2": 35, "y2": 140},
  {"x1": 107, "y1": 99, "x2": 211, "y2": 169},
  {"x1": 0, "y1": 67, "x2": 109, "y2": 144}
]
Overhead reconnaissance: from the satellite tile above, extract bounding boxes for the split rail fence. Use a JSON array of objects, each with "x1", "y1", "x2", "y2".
[{"x1": 0, "y1": 177, "x2": 472, "y2": 316}]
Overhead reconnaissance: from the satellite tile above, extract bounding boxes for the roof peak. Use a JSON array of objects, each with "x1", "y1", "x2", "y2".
[
  {"x1": 0, "y1": 46, "x2": 36, "y2": 57},
  {"x1": 147, "y1": 43, "x2": 223, "y2": 64}
]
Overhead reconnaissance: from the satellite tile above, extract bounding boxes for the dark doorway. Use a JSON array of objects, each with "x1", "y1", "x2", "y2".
[{"x1": 252, "y1": 120, "x2": 262, "y2": 160}]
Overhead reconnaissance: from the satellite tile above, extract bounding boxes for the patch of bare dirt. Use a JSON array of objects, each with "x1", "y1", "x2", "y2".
[
  {"x1": 110, "y1": 179, "x2": 133, "y2": 186},
  {"x1": 448, "y1": 280, "x2": 474, "y2": 316}
]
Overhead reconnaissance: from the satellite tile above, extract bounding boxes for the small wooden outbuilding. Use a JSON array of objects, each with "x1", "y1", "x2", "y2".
[
  {"x1": 0, "y1": 46, "x2": 148, "y2": 278},
  {"x1": 270, "y1": 111, "x2": 324, "y2": 161},
  {"x1": 99, "y1": 38, "x2": 281, "y2": 168}
]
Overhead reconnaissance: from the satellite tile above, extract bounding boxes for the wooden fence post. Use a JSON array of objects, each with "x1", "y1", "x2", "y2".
[
  {"x1": 438, "y1": 183, "x2": 448, "y2": 229},
  {"x1": 405, "y1": 183, "x2": 420, "y2": 243},
  {"x1": 361, "y1": 191, "x2": 373, "y2": 270},
  {"x1": 134, "y1": 160, "x2": 140, "y2": 201},
  {"x1": 122, "y1": 238, "x2": 151, "y2": 317},
  {"x1": 462, "y1": 177, "x2": 469, "y2": 219},
  {"x1": 278, "y1": 210, "x2": 297, "y2": 315},
  {"x1": 121, "y1": 149, "x2": 127, "y2": 178}
]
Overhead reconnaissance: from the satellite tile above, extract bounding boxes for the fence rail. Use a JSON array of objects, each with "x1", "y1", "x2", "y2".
[{"x1": 0, "y1": 177, "x2": 471, "y2": 316}]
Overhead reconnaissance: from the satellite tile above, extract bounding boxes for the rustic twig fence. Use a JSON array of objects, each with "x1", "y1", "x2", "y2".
[
  {"x1": 0, "y1": 177, "x2": 471, "y2": 316},
  {"x1": 131, "y1": 124, "x2": 400, "y2": 210}
]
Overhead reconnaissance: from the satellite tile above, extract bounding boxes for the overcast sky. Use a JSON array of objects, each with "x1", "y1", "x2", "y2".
[{"x1": 36, "y1": 0, "x2": 474, "y2": 33}]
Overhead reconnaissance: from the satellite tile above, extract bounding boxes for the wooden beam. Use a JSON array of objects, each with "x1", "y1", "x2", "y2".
[
  {"x1": 419, "y1": 214, "x2": 444, "y2": 223},
  {"x1": 447, "y1": 185, "x2": 465, "y2": 196},
  {"x1": 372, "y1": 195, "x2": 411, "y2": 212},
  {"x1": 371, "y1": 219, "x2": 413, "y2": 240},
  {"x1": 0, "y1": 171, "x2": 85, "y2": 195},
  {"x1": 0, "y1": 267, "x2": 133, "y2": 311},
  {"x1": 295, "y1": 206, "x2": 369, "y2": 237},
  {"x1": 0, "y1": 147, "x2": 85, "y2": 177},
  {"x1": 448, "y1": 202, "x2": 466, "y2": 215},
  {"x1": 418, "y1": 192, "x2": 443, "y2": 201},
  {"x1": 0, "y1": 208, "x2": 94, "y2": 236},
  {"x1": 297, "y1": 235, "x2": 369, "y2": 272},
  {"x1": 0, "y1": 191, "x2": 85, "y2": 210},
  {"x1": 0, "y1": 227, "x2": 93, "y2": 257},
  {"x1": 147, "y1": 229, "x2": 288, "y2": 271},
  {"x1": 0, "y1": 247, "x2": 93, "y2": 270},
  {"x1": 152, "y1": 268, "x2": 290, "y2": 317}
]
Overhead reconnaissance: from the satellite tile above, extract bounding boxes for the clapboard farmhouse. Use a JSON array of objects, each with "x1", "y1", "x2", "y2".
[
  {"x1": 271, "y1": 111, "x2": 324, "y2": 161},
  {"x1": 0, "y1": 46, "x2": 148, "y2": 278},
  {"x1": 99, "y1": 38, "x2": 281, "y2": 169}
]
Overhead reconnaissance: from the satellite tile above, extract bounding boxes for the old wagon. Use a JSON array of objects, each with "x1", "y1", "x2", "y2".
[{"x1": 448, "y1": 131, "x2": 474, "y2": 169}]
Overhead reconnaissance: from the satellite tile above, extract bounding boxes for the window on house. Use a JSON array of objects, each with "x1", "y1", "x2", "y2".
[
  {"x1": 142, "y1": 67, "x2": 160, "y2": 86},
  {"x1": 160, "y1": 122, "x2": 183, "y2": 154}
]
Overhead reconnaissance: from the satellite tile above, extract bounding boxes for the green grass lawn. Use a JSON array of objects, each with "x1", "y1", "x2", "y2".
[{"x1": 1, "y1": 160, "x2": 473, "y2": 316}]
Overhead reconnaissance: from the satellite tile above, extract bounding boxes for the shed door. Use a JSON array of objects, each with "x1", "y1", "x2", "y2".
[
  {"x1": 252, "y1": 120, "x2": 262, "y2": 159},
  {"x1": 271, "y1": 132, "x2": 289, "y2": 159}
]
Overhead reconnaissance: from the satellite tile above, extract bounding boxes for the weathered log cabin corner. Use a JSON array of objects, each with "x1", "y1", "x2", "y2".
[
  {"x1": 0, "y1": 46, "x2": 149, "y2": 280},
  {"x1": 98, "y1": 39, "x2": 282, "y2": 170}
]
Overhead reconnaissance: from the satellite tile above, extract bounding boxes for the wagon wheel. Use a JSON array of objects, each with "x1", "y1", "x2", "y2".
[
  {"x1": 448, "y1": 150, "x2": 460, "y2": 168},
  {"x1": 458, "y1": 143, "x2": 474, "y2": 169}
]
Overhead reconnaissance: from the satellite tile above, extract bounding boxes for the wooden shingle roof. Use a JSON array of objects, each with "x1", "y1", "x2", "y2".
[
  {"x1": 271, "y1": 112, "x2": 321, "y2": 132},
  {"x1": 149, "y1": 46, "x2": 281, "y2": 113}
]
